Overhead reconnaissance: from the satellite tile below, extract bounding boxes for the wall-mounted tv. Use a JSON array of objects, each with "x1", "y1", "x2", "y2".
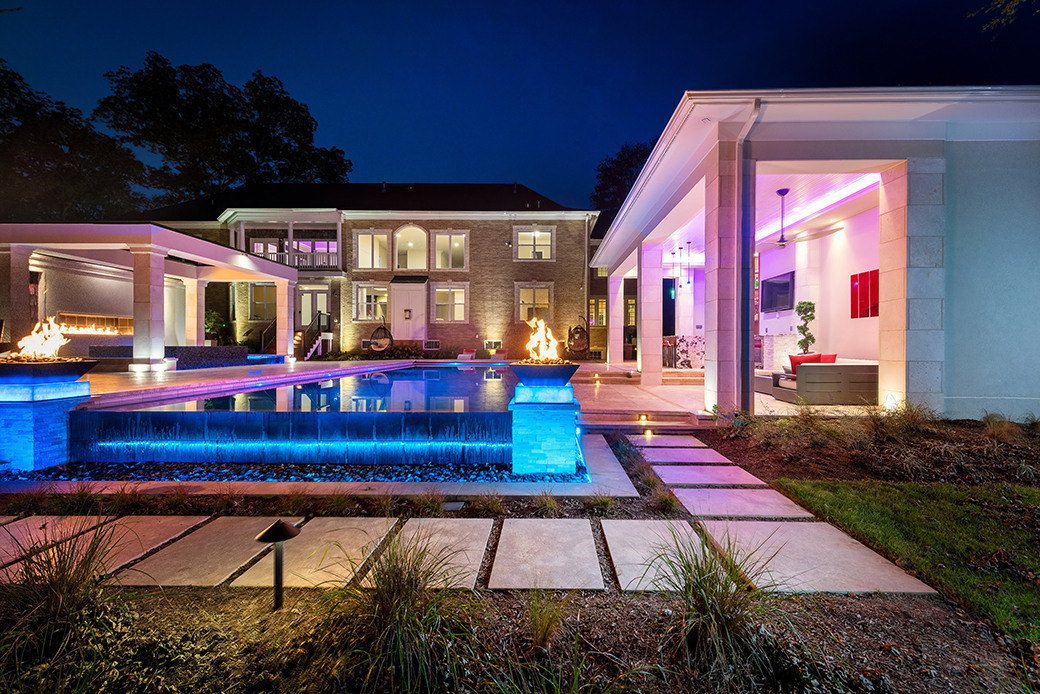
[{"x1": 761, "y1": 271, "x2": 794, "y2": 312}]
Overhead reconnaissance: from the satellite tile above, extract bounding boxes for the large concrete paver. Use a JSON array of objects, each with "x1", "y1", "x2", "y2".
[
  {"x1": 489, "y1": 519, "x2": 604, "y2": 590},
  {"x1": 641, "y1": 448, "x2": 732, "y2": 464},
  {"x1": 627, "y1": 434, "x2": 706, "y2": 448},
  {"x1": 0, "y1": 516, "x2": 112, "y2": 567},
  {"x1": 654, "y1": 465, "x2": 766, "y2": 487},
  {"x1": 397, "y1": 518, "x2": 493, "y2": 589},
  {"x1": 118, "y1": 516, "x2": 303, "y2": 586},
  {"x1": 701, "y1": 520, "x2": 937, "y2": 594},
  {"x1": 674, "y1": 488, "x2": 815, "y2": 519},
  {"x1": 232, "y1": 517, "x2": 394, "y2": 588},
  {"x1": 0, "y1": 517, "x2": 16, "y2": 526},
  {"x1": 601, "y1": 520, "x2": 698, "y2": 592}
]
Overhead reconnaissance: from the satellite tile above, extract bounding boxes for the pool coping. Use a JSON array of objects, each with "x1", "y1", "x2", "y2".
[{"x1": 0, "y1": 435, "x2": 639, "y2": 499}]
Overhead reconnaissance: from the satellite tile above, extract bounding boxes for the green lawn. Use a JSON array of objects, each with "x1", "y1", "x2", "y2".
[{"x1": 774, "y1": 479, "x2": 1040, "y2": 643}]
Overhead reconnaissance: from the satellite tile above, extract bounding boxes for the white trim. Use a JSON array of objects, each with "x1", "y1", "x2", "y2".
[
  {"x1": 354, "y1": 281, "x2": 389, "y2": 322},
  {"x1": 514, "y1": 281, "x2": 553, "y2": 322},
  {"x1": 393, "y1": 223, "x2": 429, "y2": 271},
  {"x1": 352, "y1": 228, "x2": 391, "y2": 270}
]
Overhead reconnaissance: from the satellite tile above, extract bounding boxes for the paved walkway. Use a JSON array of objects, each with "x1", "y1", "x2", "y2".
[{"x1": 0, "y1": 434, "x2": 935, "y2": 595}]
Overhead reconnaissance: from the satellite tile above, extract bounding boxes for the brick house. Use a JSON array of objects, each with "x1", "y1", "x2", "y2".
[{"x1": 149, "y1": 183, "x2": 599, "y2": 358}]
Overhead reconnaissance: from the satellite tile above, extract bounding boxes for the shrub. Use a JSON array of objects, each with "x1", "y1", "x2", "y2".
[
  {"x1": 3, "y1": 484, "x2": 52, "y2": 515},
  {"x1": 583, "y1": 491, "x2": 616, "y2": 515},
  {"x1": 280, "y1": 485, "x2": 312, "y2": 516},
  {"x1": 368, "y1": 495, "x2": 399, "y2": 517},
  {"x1": 473, "y1": 492, "x2": 505, "y2": 516},
  {"x1": 52, "y1": 481, "x2": 103, "y2": 516},
  {"x1": 982, "y1": 411, "x2": 1024, "y2": 445},
  {"x1": 157, "y1": 484, "x2": 192, "y2": 514},
  {"x1": 651, "y1": 489, "x2": 678, "y2": 515},
  {"x1": 212, "y1": 484, "x2": 244, "y2": 515},
  {"x1": 301, "y1": 529, "x2": 478, "y2": 693},
  {"x1": 1023, "y1": 412, "x2": 1040, "y2": 436},
  {"x1": 323, "y1": 491, "x2": 356, "y2": 516},
  {"x1": 534, "y1": 491, "x2": 558, "y2": 518},
  {"x1": 412, "y1": 490, "x2": 445, "y2": 517},
  {"x1": 649, "y1": 528, "x2": 792, "y2": 692},
  {"x1": 524, "y1": 588, "x2": 571, "y2": 655},
  {"x1": 105, "y1": 483, "x2": 144, "y2": 516}
]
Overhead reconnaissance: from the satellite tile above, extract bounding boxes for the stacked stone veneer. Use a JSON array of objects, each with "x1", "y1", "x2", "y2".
[
  {"x1": 508, "y1": 384, "x2": 580, "y2": 475},
  {"x1": 760, "y1": 333, "x2": 799, "y2": 371},
  {"x1": 0, "y1": 394, "x2": 89, "y2": 471}
]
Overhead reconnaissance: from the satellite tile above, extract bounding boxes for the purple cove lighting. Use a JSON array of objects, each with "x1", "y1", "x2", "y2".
[{"x1": 754, "y1": 173, "x2": 881, "y2": 242}]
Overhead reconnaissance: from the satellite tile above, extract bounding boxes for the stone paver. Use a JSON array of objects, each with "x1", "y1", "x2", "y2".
[
  {"x1": 627, "y1": 434, "x2": 706, "y2": 448},
  {"x1": 674, "y1": 488, "x2": 815, "y2": 519},
  {"x1": 489, "y1": 519, "x2": 604, "y2": 590},
  {"x1": 118, "y1": 516, "x2": 303, "y2": 586},
  {"x1": 396, "y1": 518, "x2": 493, "y2": 589},
  {"x1": 641, "y1": 448, "x2": 732, "y2": 464},
  {"x1": 654, "y1": 465, "x2": 766, "y2": 487},
  {"x1": 601, "y1": 519, "x2": 698, "y2": 592},
  {"x1": 0, "y1": 517, "x2": 16, "y2": 526},
  {"x1": 232, "y1": 517, "x2": 394, "y2": 588},
  {"x1": 701, "y1": 520, "x2": 937, "y2": 594},
  {"x1": 0, "y1": 516, "x2": 112, "y2": 567}
]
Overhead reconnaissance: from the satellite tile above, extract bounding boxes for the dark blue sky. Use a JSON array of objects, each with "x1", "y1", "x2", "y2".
[{"x1": 2, "y1": 0, "x2": 1037, "y2": 208}]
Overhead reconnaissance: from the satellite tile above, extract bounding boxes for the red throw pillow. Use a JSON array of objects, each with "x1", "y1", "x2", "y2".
[
  {"x1": 789, "y1": 353, "x2": 822, "y2": 374},
  {"x1": 819, "y1": 353, "x2": 837, "y2": 363}
]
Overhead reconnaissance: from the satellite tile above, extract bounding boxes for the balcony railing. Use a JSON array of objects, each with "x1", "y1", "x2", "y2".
[{"x1": 254, "y1": 251, "x2": 340, "y2": 270}]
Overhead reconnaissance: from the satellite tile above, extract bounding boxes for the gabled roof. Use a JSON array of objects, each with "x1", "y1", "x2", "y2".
[{"x1": 143, "y1": 183, "x2": 587, "y2": 221}]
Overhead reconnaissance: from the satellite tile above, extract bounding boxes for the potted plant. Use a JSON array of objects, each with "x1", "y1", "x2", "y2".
[{"x1": 795, "y1": 300, "x2": 816, "y2": 354}]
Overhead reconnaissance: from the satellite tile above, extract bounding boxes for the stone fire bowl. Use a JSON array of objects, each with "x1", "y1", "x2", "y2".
[
  {"x1": 508, "y1": 363, "x2": 580, "y2": 387},
  {"x1": 0, "y1": 360, "x2": 99, "y2": 384}
]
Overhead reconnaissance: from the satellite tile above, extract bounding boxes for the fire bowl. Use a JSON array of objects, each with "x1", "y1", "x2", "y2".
[
  {"x1": 508, "y1": 362, "x2": 580, "y2": 387},
  {"x1": 0, "y1": 360, "x2": 99, "y2": 384}
]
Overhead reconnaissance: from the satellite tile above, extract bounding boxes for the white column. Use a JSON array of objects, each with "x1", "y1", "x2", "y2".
[
  {"x1": 637, "y1": 242, "x2": 663, "y2": 386},
  {"x1": 335, "y1": 217, "x2": 343, "y2": 270},
  {"x1": 704, "y1": 140, "x2": 740, "y2": 412},
  {"x1": 606, "y1": 275, "x2": 625, "y2": 365},
  {"x1": 129, "y1": 246, "x2": 168, "y2": 371},
  {"x1": 237, "y1": 221, "x2": 246, "y2": 251},
  {"x1": 0, "y1": 245, "x2": 34, "y2": 344},
  {"x1": 287, "y1": 221, "x2": 295, "y2": 267},
  {"x1": 184, "y1": 279, "x2": 209, "y2": 346},
  {"x1": 275, "y1": 279, "x2": 297, "y2": 355}
]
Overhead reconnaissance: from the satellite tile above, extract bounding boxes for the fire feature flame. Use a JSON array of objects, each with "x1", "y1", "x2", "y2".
[
  {"x1": 59, "y1": 324, "x2": 120, "y2": 335},
  {"x1": 524, "y1": 318, "x2": 560, "y2": 362},
  {"x1": 12, "y1": 317, "x2": 70, "y2": 360}
]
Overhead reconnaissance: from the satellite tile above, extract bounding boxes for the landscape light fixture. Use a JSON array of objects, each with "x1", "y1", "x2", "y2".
[{"x1": 255, "y1": 519, "x2": 301, "y2": 610}]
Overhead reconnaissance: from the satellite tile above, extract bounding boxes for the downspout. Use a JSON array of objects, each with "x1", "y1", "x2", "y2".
[{"x1": 735, "y1": 98, "x2": 761, "y2": 413}]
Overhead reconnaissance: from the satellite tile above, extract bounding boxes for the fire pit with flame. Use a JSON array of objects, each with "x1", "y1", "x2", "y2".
[
  {"x1": 0, "y1": 317, "x2": 98, "y2": 385},
  {"x1": 508, "y1": 318, "x2": 579, "y2": 387}
]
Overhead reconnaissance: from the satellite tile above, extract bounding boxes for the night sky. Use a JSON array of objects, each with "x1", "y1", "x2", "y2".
[{"x1": 2, "y1": 0, "x2": 1037, "y2": 209}]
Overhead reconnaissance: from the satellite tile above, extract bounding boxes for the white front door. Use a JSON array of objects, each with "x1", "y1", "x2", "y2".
[
  {"x1": 390, "y1": 283, "x2": 427, "y2": 342},
  {"x1": 298, "y1": 285, "x2": 329, "y2": 328}
]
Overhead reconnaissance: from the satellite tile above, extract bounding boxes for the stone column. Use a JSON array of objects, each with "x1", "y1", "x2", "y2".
[
  {"x1": 0, "y1": 245, "x2": 34, "y2": 344},
  {"x1": 703, "y1": 140, "x2": 741, "y2": 412},
  {"x1": 606, "y1": 275, "x2": 625, "y2": 365},
  {"x1": 275, "y1": 279, "x2": 297, "y2": 355},
  {"x1": 237, "y1": 221, "x2": 246, "y2": 251},
  {"x1": 184, "y1": 279, "x2": 209, "y2": 346},
  {"x1": 637, "y1": 242, "x2": 663, "y2": 386},
  {"x1": 129, "y1": 246, "x2": 168, "y2": 371}
]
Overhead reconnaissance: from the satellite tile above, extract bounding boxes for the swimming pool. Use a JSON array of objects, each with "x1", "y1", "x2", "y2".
[{"x1": 62, "y1": 365, "x2": 588, "y2": 483}]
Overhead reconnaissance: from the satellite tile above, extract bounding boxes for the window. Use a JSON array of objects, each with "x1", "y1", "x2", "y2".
[
  {"x1": 514, "y1": 225, "x2": 554, "y2": 260},
  {"x1": 588, "y1": 298, "x2": 607, "y2": 326},
  {"x1": 596, "y1": 266, "x2": 608, "y2": 277},
  {"x1": 250, "y1": 284, "x2": 277, "y2": 321},
  {"x1": 356, "y1": 284, "x2": 388, "y2": 321},
  {"x1": 517, "y1": 282, "x2": 552, "y2": 321},
  {"x1": 626, "y1": 298, "x2": 636, "y2": 327},
  {"x1": 395, "y1": 225, "x2": 427, "y2": 269},
  {"x1": 434, "y1": 231, "x2": 467, "y2": 269},
  {"x1": 355, "y1": 230, "x2": 389, "y2": 269},
  {"x1": 423, "y1": 340, "x2": 441, "y2": 350},
  {"x1": 484, "y1": 340, "x2": 502, "y2": 350},
  {"x1": 294, "y1": 240, "x2": 337, "y2": 254},
  {"x1": 433, "y1": 283, "x2": 467, "y2": 322},
  {"x1": 251, "y1": 238, "x2": 283, "y2": 262}
]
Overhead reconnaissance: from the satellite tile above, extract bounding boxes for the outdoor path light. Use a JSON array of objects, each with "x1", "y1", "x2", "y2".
[{"x1": 255, "y1": 519, "x2": 301, "y2": 610}]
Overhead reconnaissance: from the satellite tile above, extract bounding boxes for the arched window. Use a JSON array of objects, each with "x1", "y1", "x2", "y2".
[{"x1": 395, "y1": 225, "x2": 427, "y2": 270}]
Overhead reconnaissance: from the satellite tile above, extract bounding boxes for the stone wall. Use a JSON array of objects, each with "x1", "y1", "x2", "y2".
[{"x1": 761, "y1": 333, "x2": 799, "y2": 371}]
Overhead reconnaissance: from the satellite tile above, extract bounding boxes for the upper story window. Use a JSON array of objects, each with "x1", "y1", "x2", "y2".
[
  {"x1": 355, "y1": 229, "x2": 389, "y2": 269},
  {"x1": 396, "y1": 225, "x2": 428, "y2": 270},
  {"x1": 516, "y1": 282, "x2": 552, "y2": 322},
  {"x1": 356, "y1": 284, "x2": 388, "y2": 321},
  {"x1": 596, "y1": 266, "x2": 608, "y2": 277},
  {"x1": 588, "y1": 298, "x2": 607, "y2": 326},
  {"x1": 432, "y1": 282, "x2": 468, "y2": 322},
  {"x1": 514, "y1": 225, "x2": 555, "y2": 261},
  {"x1": 434, "y1": 231, "x2": 468, "y2": 270}
]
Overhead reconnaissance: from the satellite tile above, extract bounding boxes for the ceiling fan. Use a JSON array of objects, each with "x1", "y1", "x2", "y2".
[{"x1": 772, "y1": 187, "x2": 842, "y2": 248}]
